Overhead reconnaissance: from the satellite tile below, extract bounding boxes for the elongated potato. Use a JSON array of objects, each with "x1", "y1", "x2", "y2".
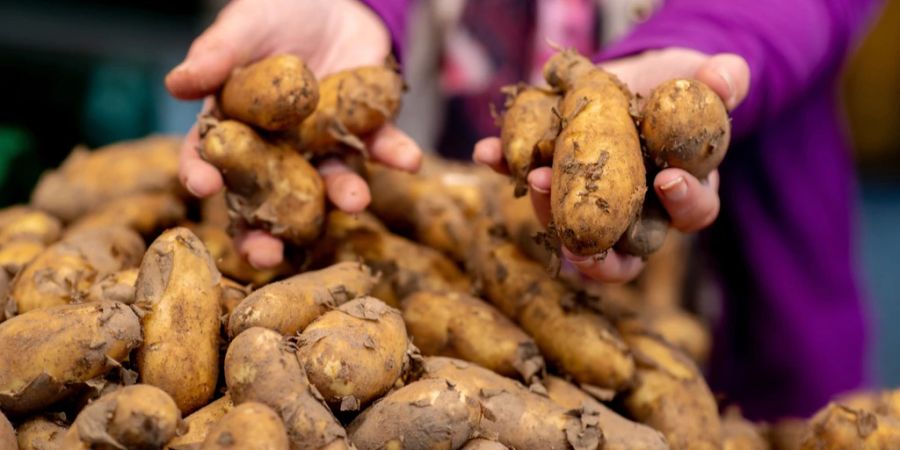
[
  {"x1": 190, "y1": 223, "x2": 289, "y2": 287},
  {"x1": 167, "y1": 395, "x2": 234, "y2": 450},
  {"x1": 801, "y1": 402, "x2": 900, "y2": 450},
  {"x1": 16, "y1": 417, "x2": 67, "y2": 450},
  {"x1": 0, "y1": 301, "x2": 141, "y2": 414},
  {"x1": 421, "y1": 357, "x2": 603, "y2": 450},
  {"x1": 641, "y1": 79, "x2": 730, "y2": 178},
  {"x1": 500, "y1": 86, "x2": 560, "y2": 196},
  {"x1": 61, "y1": 384, "x2": 181, "y2": 450},
  {"x1": 200, "y1": 402, "x2": 290, "y2": 450},
  {"x1": 0, "y1": 238, "x2": 46, "y2": 275},
  {"x1": 296, "y1": 64, "x2": 403, "y2": 155},
  {"x1": 348, "y1": 378, "x2": 482, "y2": 450},
  {"x1": 31, "y1": 135, "x2": 181, "y2": 222},
  {"x1": 220, "y1": 54, "x2": 319, "y2": 131},
  {"x1": 721, "y1": 408, "x2": 770, "y2": 450},
  {"x1": 543, "y1": 50, "x2": 646, "y2": 256},
  {"x1": 224, "y1": 327, "x2": 350, "y2": 450},
  {"x1": 0, "y1": 410, "x2": 14, "y2": 450},
  {"x1": 402, "y1": 290, "x2": 543, "y2": 380},
  {"x1": 135, "y1": 227, "x2": 222, "y2": 414},
  {"x1": 66, "y1": 192, "x2": 186, "y2": 238},
  {"x1": 86, "y1": 268, "x2": 139, "y2": 304},
  {"x1": 201, "y1": 119, "x2": 326, "y2": 245},
  {"x1": 0, "y1": 206, "x2": 62, "y2": 245},
  {"x1": 228, "y1": 261, "x2": 376, "y2": 337},
  {"x1": 297, "y1": 297, "x2": 409, "y2": 410}
]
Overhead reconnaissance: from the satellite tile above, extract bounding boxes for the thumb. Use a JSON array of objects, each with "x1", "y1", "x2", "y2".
[{"x1": 693, "y1": 53, "x2": 750, "y2": 111}]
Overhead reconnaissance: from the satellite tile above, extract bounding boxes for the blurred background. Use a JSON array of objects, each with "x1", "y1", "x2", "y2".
[{"x1": 0, "y1": 0, "x2": 898, "y2": 384}]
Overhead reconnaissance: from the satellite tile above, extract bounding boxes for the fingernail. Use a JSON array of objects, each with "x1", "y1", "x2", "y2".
[
  {"x1": 531, "y1": 184, "x2": 549, "y2": 194},
  {"x1": 562, "y1": 246, "x2": 601, "y2": 264},
  {"x1": 717, "y1": 68, "x2": 736, "y2": 109},
  {"x1": 660, "y1": 176, "x2": 687, "y2": 201},
  {"x1": 185, "y1": 176, "x2": 203, "y2": 198}
]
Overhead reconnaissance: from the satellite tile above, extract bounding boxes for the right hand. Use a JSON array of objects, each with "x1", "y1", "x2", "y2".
[{"x1": 166, "y1": 0, "x2": 422, "y2": 269}]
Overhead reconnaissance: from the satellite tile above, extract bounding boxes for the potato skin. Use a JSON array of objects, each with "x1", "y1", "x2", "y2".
[
  {"x1": 16, "y1": 416, "x2": 68, "y2": 450},
  {"x1": 167, "y1": 394, "x2": 234, "y2": 450},
  {"x1": 615, "y1": 189, "x2": 669, "y2": 257},
  {"x1": 801, "y1": 402, "x2": 900, "y2": 450},
  {"x1": 462, "y1": 439, "x2": 509, "y2": 450},
  {"x1": 0, "y1": 301, "x2": 141, "y2": 414},
  {"x1": 190, "y1": 223, "x2": 288, "y2": 287},
  {"x1": 228, "y1": 262, "x2": 377, "y2": 337},
  {"x1": 66, "y1": 192, "x2": 186, "y2": 238},
  {"x1": 200, "y1": 402, "x2": 290, "y2": 450},
  {"x1": 86, "y1": 268, "x2": 139, "y2": 304},
  {"x1": 401, "y1": 290, "x2": 544, "y2": 381},
  {"x1": 224, "y1": 327, "x2": 350, "y2": 450},
  {"x1": 0, "y1": 239, "x2": 47, "y2": 276},
  {"x1": 61, "y1": 384, "x2": 182, "y2": 450},
  {"x1": 721, "y1": 408, "x2": 770, "y2": 450},
  {"x1": 545, "y1": 51, "x2": 646, "y2": 256},
  {"x1": 0, "y1": 206, "x2": 62, "y2": 245},
  {"x1": 201, "y1": 119, "x2": 326, "y2": 246},
  {"x1": 0, "y1": 410, "x2": 14, "y2": 450},
  {"x1": 500, "y1": 86, "x2": 560, "y2": 196},
  {"x1": 135, "y1": 227, "x2": 222, "y2": 414},
  {"x1": 0, "y1": 270, "x2": 9, "y2": 323},
  {"x1": 641, "y1": 79, "x2": 730, "y2": 178},
  {"x1": 220, "y1": 55, "x2": 319, "y2": 131}
]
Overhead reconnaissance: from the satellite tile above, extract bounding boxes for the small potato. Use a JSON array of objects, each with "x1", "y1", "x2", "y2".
[
  {"x1": 347, "y1": 378, "x2": 482, "y2": 450},
  {"x1": 615, "y1": 189, "x2": 669, "y2": 258},
  {"x1": 61, "y1": 384, "x2": 182, "y2": 450},
  {"x1": 190, "y1": 223, "x2": 289, "y2": 287},
  {"x1": 225, "y1": 327, "x2": 350, "y2": 450},
  {"x1": 201, "y1": 119, "x2": 326, "y2": 246},
  {"x1": 66, "y1": 192, "x2": 186, "y2": 238},
  {"x1": 721, "y1": 408, "x2": 770, "y2": 450},
  {"x1": 801, "y1": 402, "x2": 900, "y2": 450},
  {"x1": 0, "y1": 206, "x2": 62, "y2": 245},
  {"x1": 135, "y1": 227, "x2": 222, "y2": 414},
  {"x1": 167, "y1": 394, "x2": 234, "y2": 450},
  {"x1": 641, "y1": 79, "x2": 730, "y2": 178},
  {"x1": 31, "y1": 135, "x2": 181, "y2": 222},
  {"x1": 500, "y1": 85, "x2": 560, "y2": 196},
  {"x1": 220, "y1": 54, "x2": 319, "y2": 131},
  {"x1": 0, "y1": 410, "x2": 14, "y2": 450},
  {"x1": 0, "y1": 301, "x2": 141, "y2": 414},
  {"x1": 228, "y1": 261, "x2": 377, "y2": 337},
  {"x1": 86, "y1": 268, "x2": 139, "y2": 304},
  {"x1": 16, "y1": 417, "x2": 68, "y2": 450},
  {"x1": 401, "y1": 290, "x2": 544, "y2": 381},
  {"x1": 297, "y1": 297, "x2": 409, "y2": 410},
  {"x1": 462, "y1": 439, "x2": 509, "y2": 450},
  {"x1": 0, "y1": 238, "x2": 46, "y2": 275},
  {"x1": 200, "y1": 402, "x2": 290, "y2": 450}
]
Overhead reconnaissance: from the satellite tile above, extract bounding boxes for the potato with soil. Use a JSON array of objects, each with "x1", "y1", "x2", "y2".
[
  {"x1": 0, "y1": 239, "x2": 47, "y2": 275},
  {"x1": 200, "y1": 402, "x2": 290, "y2": 450},
  {"x1": 801, "y1": 402, "x2": 900, "y2": 450},
  {"x1": 16, "y1": 417, "x2": 68, "y2": 450},
  {"x1": 86, "y1": 268, "x2": 139, "y2": 304},
  {"x1": 641, "y1": 79, "x2": 730, "y2": 178},
  {"x1": 500, "y1": 86, "x2": 560, "y2": 196},
  {"x1": 297, "y1": 296, "x2": 409, "y2": 410},
  {"x1": 224, "y1": 327, "x2": 350, "y2": 450},
  {"x1": 295, "y1": 63, "x2": 403, "y2": 155},
  {"x1": 201, "y1": 119, "x2": 326, "y2": 246},
  {"x1": 0, "y1": 206, "x2": 62, "y2": 245},
  {"x1": 228, "y1": 261, "x2": 376, "y2": 337},
  {"x1": 0, "y1": 410, "x2": 14, "y2": 450},
  {"x1": 402, "y1": 290, "x2": 544, "y2": 381},
  {"x1": 220, "y1": 54, "x2": 319, "y2": 131},
  {"x1": 721, "y1": 408, "x2": 770, "y2": 450},
  {"x1": 31, "y1": 135, "x2": 180, "y2": 222},
  {"x1": 0, "y1": 301, "x2": 141, "y2": 414},
  {"x1": 11, "y1": 225, "x2": 145, "y2": 314},
  {"x1": 61, "y1": 384, "x2": 181, "y2": 450},
  {"x1": 167, "y1": 394, "x2": 234, "y2": 450},
  {"x1": 462, "y1": 439, "x2": 509, "y2": 450},
  {"x1": 135, "y1": 227, "x2": 222, "y2": 414},
  {"x1": 543, "y1": 50, "x2": 646, "y2": 256},
  {"x1": 66, "y1": 192, "x2": 186, "y2": 238}
]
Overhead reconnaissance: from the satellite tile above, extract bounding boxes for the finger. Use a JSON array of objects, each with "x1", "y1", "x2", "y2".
[
  {"x1": 235, "y1": 229, "x2": 285, "y2": 270},
  {"x1": 562, "y1": 247, "x2": 645, "y2": 284},
  {"x1": 179, "y1": 121, "x2": 224, "y2": 198},
  {"x1": 473, "y1": 137, "x2": 510, "y2": 175},
  {"x1": 319, "y1": 158, "x2": 372, "y2": 213},
  {"x1": 655, "y1": 168, "x2": 721, "y2": 232},
  {"x1": 693, "y1": 53, "x2": 751, "y2": 111},
  {"x1": 367, "y1": 124, "x2": 423, "y2": 173},
  {"x1": 527, "y1": 167, "x2": 552, "y2": 226}
]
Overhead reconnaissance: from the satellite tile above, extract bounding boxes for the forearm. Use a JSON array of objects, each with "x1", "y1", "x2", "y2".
[{"x1": 360, "y1": 0, "x2": 412, "y2": 61}]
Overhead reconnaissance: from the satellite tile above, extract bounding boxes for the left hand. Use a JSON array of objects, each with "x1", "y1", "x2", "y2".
[{"x1": 473, "y1": 48, "x2": 750, "y2": 283}]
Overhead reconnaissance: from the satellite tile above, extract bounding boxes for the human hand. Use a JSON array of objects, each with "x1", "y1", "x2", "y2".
[
  {"x1": 474, "y1": 48, "x2": 749, "y2": 282},
  {"x1": 166, "y1": 0, "x2": 422, "y2": 269}
]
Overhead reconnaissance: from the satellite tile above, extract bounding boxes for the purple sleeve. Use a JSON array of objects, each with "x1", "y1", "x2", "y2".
[
  {"x1": 598, "y1": 0, "x2": 880, "y2": 138},
  {"x1": 360, "y1": 0, "x2": 412, "y2": 62}
]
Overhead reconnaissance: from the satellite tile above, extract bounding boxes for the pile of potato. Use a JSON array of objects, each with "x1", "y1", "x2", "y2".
[{"x1": 0, "y1": 50, "x2": 896, "y2": 450}]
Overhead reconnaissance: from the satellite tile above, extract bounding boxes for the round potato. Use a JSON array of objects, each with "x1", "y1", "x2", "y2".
[
  {"x1": 15, "y1": 416, "x2": 68, "y2": 450},
  {"x1": 200, "y1": 402, "x2": 290, "y2": 450}
]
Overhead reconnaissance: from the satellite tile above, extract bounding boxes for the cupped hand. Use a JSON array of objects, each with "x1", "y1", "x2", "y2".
[
  {"x1": 473, "y1": 48, "x2": 750, "y2": 283},
  {"x1": 166, "y1": 0, "x2": 423, "y2": 269}
]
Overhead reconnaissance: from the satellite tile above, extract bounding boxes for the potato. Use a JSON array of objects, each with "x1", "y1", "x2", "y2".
[
  {"x1": 401, "y1": 290, "x2": 544, "y2": 381},
  {"x1": 135, "y1": 227, "x2": 222, "y2": 414},
  {"x1": 641, "y1": 79, "x2": 730, "y2": 178},
  {"x1": 295, "y1": 64, "x2": 403, "y2": 155},
  {"x1": 496, "y1": 184, "x2": 553, "y2": 267},
  {"x1": 833, "y1": 389, "x2": 900, "y2": 418},
  {"x1": 228, "y1": 261, "x2": 377, "y2": 337},
  {"x1": 297, "y1": 297, "x2": 409, "y2": 410},
  {"x1": 220, "y1": 54, "x2": 319, "y2": 131},
  {"x1": 421, "y1": 357, "x2": 603, "y2": 450},
  {"x1": 0, "y1": 270, "x2": 9, "y2": 323},
  {"x1": 61, "y1": 384, "x2": 181, "y2": 450},
  {"x1": 468, "y1": 222, "x2": 634, "y2": 391},
  {"x1": 767, "y1": 419, "x2": 806, "y2": 450},
  {"x1": 614, "y1": 189, "x2": 669, "y2": 257},
  {"x1": 462, "y1": 439, "x2": 509, "y2": 450},
  {"x1": 0, "y1": 410, "x2": 14, "y2": 450},
  {"x1": 86, "y1": 268, "x2": 139, "y2": 304},
  {"x1": 11, "y1": 226, "x2": 145, "y2": 314},
  {"x1": 0, "y1": 301, "x2": 141, "y2": 414},
  {"x1": 66, "y1": 192, "x2": 186, "y2": 238},
  {"x1": 0, "y1": 206, "x2": 62, "y2": 245},
  {"x1": 500, "y1": 85, "x2": 560, "y2": 196},
  {"x1": 348, "y1": 377, "x2": 483, "y2": 450},
  {"x1": 220, "y1": 278, "x2": 250, "y2": 317},
  {"x1": 543, "y1": 50, "x2": 645, "y2": 256},
  {"x1": 167, "y1": 394, "x2": 234, "y2": 450},
  {"x1": 801, "y1": 402, "x2": 900, "y2": 450},
  {"x1": 721, "y1": 408, "x2": 770, "y2": 450},
  {"x1": 639, "y1": 308, "x2": 711, "y2": 365},
  {"x1": 224, "y1": 327, "x2": 350, "y2": 450},
  {"x1": 201, "y1": 119, "x2": 326, "y2": 246},
  {"x1": 543, "y1": 376, "x2": 669, "y2": 450},
  {"x1": 31, "y1": 135, "x2": 180, "y2": 222},
  {"x1": 200, "y1": 402, "x2": 290, "y2": 450},
  {"x1": 0, "y1": 238, "x2": 46, "y2": 275},
  {"x1": 16, "y1": 417, "x2": 68, "y2": 450},
  {"x1": 622, "y1": 332, "x2": 721, "y2": 450},
  {"x1": 190, "y1": 223, "x2": 288, "y2": 287}
]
